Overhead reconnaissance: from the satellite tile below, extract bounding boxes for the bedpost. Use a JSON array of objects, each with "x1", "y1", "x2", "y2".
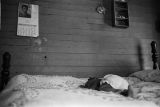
[
  {"x1": 151, "y1": 41, "x2": 159, "y2": 70},
  {"x1": 1, "y1": 52, "x2": 11, "y2": 90}
]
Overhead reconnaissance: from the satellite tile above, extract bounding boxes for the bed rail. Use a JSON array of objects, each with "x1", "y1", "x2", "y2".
[
  {"x1": 1, "y1": 52, "x2": 11, "y2": 90},
  {"x1": 151, "y1": 41, "x2": 159, "y2": 70}
]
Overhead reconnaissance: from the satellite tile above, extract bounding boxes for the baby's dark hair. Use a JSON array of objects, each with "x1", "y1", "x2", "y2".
[{"x1": 22, "y1": 5, "x2": 28, "y2": 10}]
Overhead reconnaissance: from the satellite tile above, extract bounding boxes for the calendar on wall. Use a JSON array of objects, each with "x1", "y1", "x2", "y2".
[{"x1": 17, "y1": 3, "x2": 39, "y2": 37}]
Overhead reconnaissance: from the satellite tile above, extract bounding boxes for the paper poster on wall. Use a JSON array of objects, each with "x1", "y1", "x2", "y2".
[{"x1": 17, "y1": 3, "x2": 39, "y2": 37}]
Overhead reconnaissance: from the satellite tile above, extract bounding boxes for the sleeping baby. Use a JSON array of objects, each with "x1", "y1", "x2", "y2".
[{"x1": 80, "y1": 74, "x2": 137, "y2": 98}]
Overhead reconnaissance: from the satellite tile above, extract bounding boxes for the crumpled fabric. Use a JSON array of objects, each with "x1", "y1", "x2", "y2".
[{"x1": 101, "y1": 74, "x2": 129, "y2": 90}]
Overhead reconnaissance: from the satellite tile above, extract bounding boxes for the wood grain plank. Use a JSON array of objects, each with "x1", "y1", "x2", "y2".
[
  {"x1": 0, "y1": 38, "x2": 31, "y2": 46},
  {"x1": 0, "y1": 37, "x2": 154, "y2": 54},
  {"x1": 5, "y1": 52, "x2": 145, "y2": 67},
  {"x1": 0, "y1": 38, "x2": 155, "y2": 55},
  {"x1": 0, "y1": 45, "x2": 139, "y2": 54},
  {"x1": 10, "y1": 65, "x2": 141, "y2": 78}
]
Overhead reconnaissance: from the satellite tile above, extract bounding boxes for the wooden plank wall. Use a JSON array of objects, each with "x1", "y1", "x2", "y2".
[{"x1": 0, "y1": 0, "x2": 160, "y2": 78}]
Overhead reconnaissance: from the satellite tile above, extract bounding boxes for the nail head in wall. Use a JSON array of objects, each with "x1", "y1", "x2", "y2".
[
  {"x1": 44, "y1": 55, "x2": 48, "y2": 65},
  {"x1": 44, "y1": 56, "x2": 47, "y2": 59}
]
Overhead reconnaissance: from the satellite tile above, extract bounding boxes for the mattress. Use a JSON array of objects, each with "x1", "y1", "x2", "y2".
[{"x1": 0, "y1": 74, "x2": 159, "y2": 107}]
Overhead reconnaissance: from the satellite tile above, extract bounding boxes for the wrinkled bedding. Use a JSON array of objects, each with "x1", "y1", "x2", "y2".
[{"x1": 0, "y1": 74, "x2": 159, "y2": 107}]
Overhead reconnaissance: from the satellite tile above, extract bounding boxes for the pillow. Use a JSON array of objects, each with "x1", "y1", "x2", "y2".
[{"x1": 129, "y1": 70, "x2": 160, "y2": 83}]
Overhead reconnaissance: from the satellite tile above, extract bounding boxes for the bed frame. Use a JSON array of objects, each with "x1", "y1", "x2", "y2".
[
  {"x1": 0, "y1": 41, "x2": 159, "y2": 90},
  {"x1": 1, "y1": 52, "x2": 11, "y2": 90},
  {"x1": 151, "y1": 41, "x2": 159, "y2": 70}
]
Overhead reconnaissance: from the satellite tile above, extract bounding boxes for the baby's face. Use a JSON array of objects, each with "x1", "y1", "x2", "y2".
[
  {"x1": 100, "y1": 78, "x2": 108, "y2": 85},
  {"x1": 22, "y1": 6, "x2": 27, "y2": 12}
]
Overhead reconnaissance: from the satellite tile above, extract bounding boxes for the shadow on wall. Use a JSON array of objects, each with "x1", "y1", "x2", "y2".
[
  {"x1": 136, "y1": 41, "x2": 143, "y2": 70},
  {"x1": 100, "y1": 39, "x2": 152, "y2": 76},
  {"x1": 98, "y1": 61, "x2": 139, "y2": 77},
  {"x1": 103, "y1": 0, "x2": 113, "y2": 26}
]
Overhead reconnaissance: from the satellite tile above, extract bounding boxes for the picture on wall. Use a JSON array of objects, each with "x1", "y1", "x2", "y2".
[
  {"x1": 17, "y1": 3, "x2": 39, "y2": 37},
  {"x1": 18, "y1": 3, "x2": 31, "y2": 18}
]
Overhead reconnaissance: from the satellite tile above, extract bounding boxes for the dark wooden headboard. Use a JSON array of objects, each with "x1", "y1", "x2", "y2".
[
  {"x1": 1, "y1": 52, "x2": 11, "y2": 90},
  {"x1": 151, "y1": 41, "x2": 159, "y2": 70},
  {"x1": 0, "y1": 41, "x2": 159, "y2": 90}
]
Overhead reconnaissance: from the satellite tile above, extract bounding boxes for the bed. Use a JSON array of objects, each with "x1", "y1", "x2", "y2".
[{"x1": 0, "y1": 41, "x2": 160, "y2": 107}]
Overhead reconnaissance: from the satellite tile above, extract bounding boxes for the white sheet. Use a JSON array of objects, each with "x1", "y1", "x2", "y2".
[{"x1": 0, "y1": 74, "x2": 159, "y2": 107}]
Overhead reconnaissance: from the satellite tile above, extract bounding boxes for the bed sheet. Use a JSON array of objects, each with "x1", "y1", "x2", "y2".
[{"x1": 0, "y1": 74, "x2": 159, "y2": 107}]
